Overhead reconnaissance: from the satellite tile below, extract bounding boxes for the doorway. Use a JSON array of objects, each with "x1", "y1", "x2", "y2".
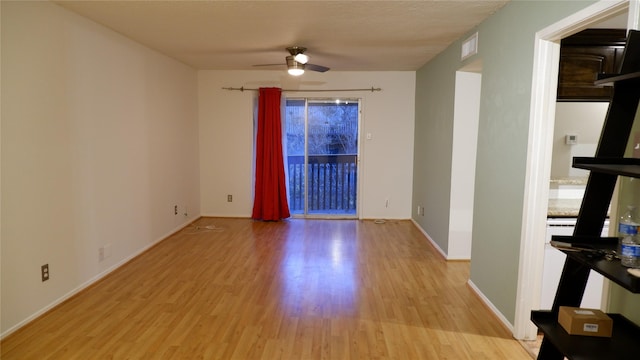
[
  {"x1": 449, "y1": 64, "x2": 482, "y2": 259},
  {"x1": 515, "y1": 0, "x2": 633, "y2": 340},
  {"x1": 284, "y1": 98, "x2": 360, "y2": 218}
]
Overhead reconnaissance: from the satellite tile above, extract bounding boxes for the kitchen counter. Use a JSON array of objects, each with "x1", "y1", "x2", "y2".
[
  {"x1": 547, "y1": 198, "x2": 611, "y2": 218},
  {"x1": 548, "y1": 177, "x2": 588, "y2": 217},
  {"x1": 550, "y1": 177, "x2": 588, "y2": 186},
  {"x1": 548, "y1": 198, "x2": 582, "y2": 217}
]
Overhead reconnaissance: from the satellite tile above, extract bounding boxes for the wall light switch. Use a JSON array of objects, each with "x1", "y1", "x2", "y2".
[{"x1": 565, "y1": 134, "x2": 577, "y2": 145}]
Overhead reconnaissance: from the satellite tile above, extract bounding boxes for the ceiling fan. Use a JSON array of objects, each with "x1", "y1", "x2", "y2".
[{"x1": 254, "y1": 46, "x2": 330, "y2": 76}]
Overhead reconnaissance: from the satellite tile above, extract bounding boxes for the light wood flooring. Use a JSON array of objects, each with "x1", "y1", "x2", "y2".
[{"x1": 1, "y1": 218, "x2": 534, "y2": 359}]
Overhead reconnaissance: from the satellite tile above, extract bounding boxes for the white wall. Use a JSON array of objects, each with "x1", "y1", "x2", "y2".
[
  {"x1": 551, "y1": 102, "x2": 608, "y2": 179},
  {"x1": 448, "y1": 71, "x2": 481, "y2": 259},
  {"x1": 1, "y1": 1, "x2": 200, "y2": 336},
  {"x1": 198, "y1": 71, "x2": 415, "y2": 219}
]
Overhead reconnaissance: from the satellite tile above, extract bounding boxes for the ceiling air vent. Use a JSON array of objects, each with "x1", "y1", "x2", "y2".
[{"x1": 461, "y1": 32, "x2": 478, "y2": 60}]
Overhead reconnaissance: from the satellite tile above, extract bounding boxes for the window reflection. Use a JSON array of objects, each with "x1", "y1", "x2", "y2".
[{"x1": 279, "y1": 221, "x2": 358, "y2": 316}]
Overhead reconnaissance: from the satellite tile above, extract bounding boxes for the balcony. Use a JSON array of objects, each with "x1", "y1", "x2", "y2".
[{"x1": 287, "y1": 154, "x2": 357, "y2": 215}]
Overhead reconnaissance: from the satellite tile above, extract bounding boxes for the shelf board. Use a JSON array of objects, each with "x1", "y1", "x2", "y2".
[
  {"x1": 595, "y1": 71, "x2": 640, "y2": 85},
  {"x1": 531, "y1": 311, "x2": 640, "y2": 360},
  {"x1": 551, "y1": 235, "x2": 640, "y2": 293},
  {"x1": 573, "y1": 157, "x2": 640, "y2": 178}
]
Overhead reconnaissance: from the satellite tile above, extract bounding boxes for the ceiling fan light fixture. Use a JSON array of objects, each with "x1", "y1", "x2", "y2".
[
  {"x1": 288, "y1": 69, "x2": 304, "y2": 76},
  {"x1": 286, "y1": 56, "x2": 305, "y2": 76},
  {"x1": 294, "y1": 53, "x2": 309, "y2": 64},
  {"x1": 288, "y1": 68, "x2": 305, "y2": 76}
]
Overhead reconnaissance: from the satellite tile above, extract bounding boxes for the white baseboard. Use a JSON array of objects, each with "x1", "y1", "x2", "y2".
[
  {"x1": 200, "y1": 213, "x2": 252, "y2": 218},
  {"x1": 0, "y1": 217, "x2": 198, "y2": 340},
  {"x1": 410, "y1": 219, "x2": 448, "y2": 260},
  {"x1": 467, "y1": 279, "x2": 514, "y2": 333},
  {"x1": 411, "y1": 219, "x2": 511, "y2": 331}
]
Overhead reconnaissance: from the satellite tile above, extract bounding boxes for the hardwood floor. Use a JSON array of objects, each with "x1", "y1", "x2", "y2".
[{"x1": 1, "y1": 218, "x2": 533, "y2": 359}]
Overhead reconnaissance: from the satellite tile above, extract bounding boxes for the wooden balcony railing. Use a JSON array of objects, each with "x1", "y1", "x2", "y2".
[{"x1": 287, "y1": 155, "x2": 357, "y2": 214}]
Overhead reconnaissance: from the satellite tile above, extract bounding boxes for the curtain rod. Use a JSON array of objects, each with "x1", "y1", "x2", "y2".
[{"x1": 222, "y1": 86, "x2": 382, "y2": 93}]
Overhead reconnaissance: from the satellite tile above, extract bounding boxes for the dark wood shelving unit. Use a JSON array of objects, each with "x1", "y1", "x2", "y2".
[
  {"x1": 534, "y1": 30, "x2": 640, "y2": 360},
  {"x1": 595, "y1": 71, "x2": 640, "y2": 85},
  {"x1": 531, "y1": 311, "x2": 640, "y2": 360},
  {"x1": 550, "y1": 235, "x2": 640, "y2": 293},
  {"x1": 572, "y1": 157, "x2": 640, "y2": 178}
]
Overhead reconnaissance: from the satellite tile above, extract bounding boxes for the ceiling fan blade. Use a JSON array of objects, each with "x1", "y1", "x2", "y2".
[
  {"x1": 306, "y1": 63, "x2": 330, "y2": 72},
  {"x1": 252, "y1": 63, "x2": 285, "y2": 67}
]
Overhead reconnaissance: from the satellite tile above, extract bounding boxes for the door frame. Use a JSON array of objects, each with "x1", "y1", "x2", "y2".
[
  {"x1": 514, "y1": 0, "x2": 636, "y2": 340},
  {"x1": 284, "y1": 97, "x2": 362, "y2": 219}
]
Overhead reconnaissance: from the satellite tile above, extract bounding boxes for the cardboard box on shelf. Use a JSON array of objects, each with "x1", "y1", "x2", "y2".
[{"x1": 558, "y1": 306, "x2": 613, "y2": 337}]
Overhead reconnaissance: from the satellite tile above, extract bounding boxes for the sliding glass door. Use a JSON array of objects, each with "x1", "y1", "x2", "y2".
[{"x1": 285, "y1": 98, "x2": 360, "y2": 217}]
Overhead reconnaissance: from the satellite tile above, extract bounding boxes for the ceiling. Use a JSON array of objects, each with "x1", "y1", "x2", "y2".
[{"x1": 54, "y1": 0, "x2": 511, "y2": 72}]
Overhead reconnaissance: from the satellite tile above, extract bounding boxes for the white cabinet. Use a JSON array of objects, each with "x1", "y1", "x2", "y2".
[{"x1": 540, "y1": 218, "x2": 609, "y2": 310}]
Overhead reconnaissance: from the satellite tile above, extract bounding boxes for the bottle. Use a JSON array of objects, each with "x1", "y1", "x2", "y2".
[{"x1": 619, "y1": 206, "x2": 640, "y2": 267}]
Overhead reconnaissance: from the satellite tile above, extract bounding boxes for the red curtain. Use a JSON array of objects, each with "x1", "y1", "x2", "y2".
[{"x1": 252, "y1": 87, "x2": 290, "y2": 221}]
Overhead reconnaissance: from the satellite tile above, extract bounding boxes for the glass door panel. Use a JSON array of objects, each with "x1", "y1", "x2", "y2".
[{"x1": 285, "y1": 98, "x2": 359, "y2": 217}]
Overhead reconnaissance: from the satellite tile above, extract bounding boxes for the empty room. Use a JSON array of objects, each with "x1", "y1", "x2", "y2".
[{"x1": 2, "y1": 1, "x2": 640, "y2": 359}]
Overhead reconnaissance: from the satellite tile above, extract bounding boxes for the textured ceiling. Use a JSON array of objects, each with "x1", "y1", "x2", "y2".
[{"x1": 54, "y1": 0, "x2": 510, "y2": 71}]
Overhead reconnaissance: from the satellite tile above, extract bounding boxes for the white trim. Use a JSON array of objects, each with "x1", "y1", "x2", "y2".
[
  {"x1": 411, "y1": 219, "x2": 471, "y2": 260},
  {"x1": 357, "y1": 98, "x2": 364, "y2": 220},
  {"x1": 515, "y1": 0, "x2": 629, "y2": 341},
  {"x1": 629, "y1": 0, "x2": 640, "y2": 30},
  {"x1": 468, "y1": 280, "x2": 514, "y2": 333},
  {"x1": 538, "y1": 0, "x2": 629, "y2": 40},
  {"x1": 411, "y1": 219, "x2": 449, "y2": 260},
  {"x1": 516, "y1": 35, "x2": 559, "y2": 341},
  {"x1": 0, "y1": 218, "x2": 196, "y2": 340},
  {"x1": 201, "y1": 213, "x2": 253, "y2": 218},
  {"x1": 357, "y1": 98, "x2": 365, "y2": 220}
]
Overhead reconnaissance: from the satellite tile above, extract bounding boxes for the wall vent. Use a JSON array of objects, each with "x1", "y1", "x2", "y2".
[{"x1": 461, "y1": 32, "x2": 479, "y2": 60}]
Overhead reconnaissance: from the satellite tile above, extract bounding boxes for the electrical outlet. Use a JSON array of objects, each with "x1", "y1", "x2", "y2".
[
  {"x1": 99, "y1": 244, "x2": 112, "y2": 262},
  {"x1": 174, "y1": 205, "x2": 178, "y2": 215},
  {"x1": 227, "y1": 194, "x2": 233, "y2": 202},
  {"x1": 104, "y1": 243, "x2": 112, "y2": 258},
  {"x1": 41, "y1": 264, "x2": 49, "y2": 282}
]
